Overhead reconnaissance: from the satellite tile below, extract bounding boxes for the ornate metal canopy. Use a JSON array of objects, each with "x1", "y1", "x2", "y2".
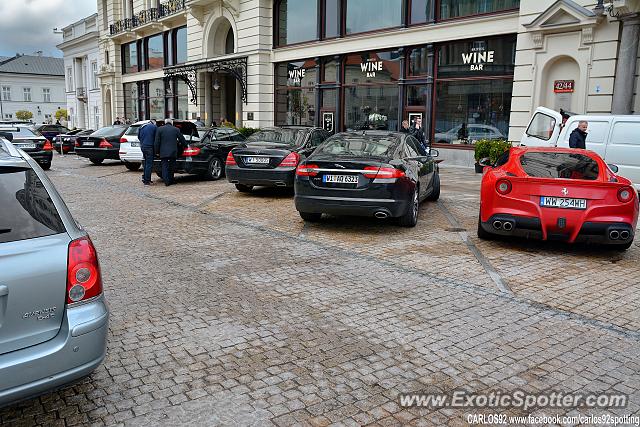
[{"x1": 163, "y1": 56, "x2": 248, "y2": 105}]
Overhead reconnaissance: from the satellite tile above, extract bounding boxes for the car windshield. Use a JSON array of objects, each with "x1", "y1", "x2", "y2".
[
  {"x1": 314, "y1": 134, "x2": 399, "y2": 157},
  {"x1": 247, "y1": 129, "x2": 307, "y2": 146},
  {"x1": 0, "y1": 127, "x2": 38, "y2": 137},
  {"x1": 92, "y1": 126, "x2": 125, "y2": 137},
  {"x1": 519, "y1": 152, "x2": 600, "y2": 180},
  {"x1": 125, "y1": 125, "x2": 142, "y2": 136}
]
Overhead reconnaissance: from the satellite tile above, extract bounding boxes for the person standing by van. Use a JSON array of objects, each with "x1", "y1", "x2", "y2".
[{"x1": 569, "y1": 121, "x2": 588, "y2": 149}]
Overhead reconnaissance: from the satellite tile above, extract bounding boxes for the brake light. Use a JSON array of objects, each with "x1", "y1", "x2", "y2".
[
  {"x1": 66, "y1": 236, "x2": 103, "y2": 304},
  {"x1": 42, "y1": 140, "x2": 53, "y2": 151},
  {"x1": 618, "y1": 186, "x2": 634, "y2": 203},
  {"x1": 182, "y1": 146, "x2": 201, "y2": 157},
  {"x1": 120, "y1": 137, "x2": 128, "y2": 143},
  {"x1": 278, "y1": 152, "x2": 300, "y2": 168},
  {"x1": 363, "y1": 166, "x2": 405, "y2": 179},
  {"x1": 226, "y1": 151, "x2": 237, "y2": 165},
  {"x1": 99, "y1": 139, "x2": 113, "y2": 148},
  {"x1": 296, "y1": 164, "x2": 319, "y2": 176},
  {"x1": 496, "y1": 179, "x2": 512, "y2": 195},
  {"x1": 75, "y1": 141, "x2": 81, "y2": 147}
]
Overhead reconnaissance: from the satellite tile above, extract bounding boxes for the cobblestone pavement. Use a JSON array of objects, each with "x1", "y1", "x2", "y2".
[{"x1": 2, "y1": 155, "x2": 640, "y2": 426}]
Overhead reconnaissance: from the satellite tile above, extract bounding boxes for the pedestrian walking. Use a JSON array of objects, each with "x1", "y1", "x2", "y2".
[
  {"x1": 138, "y1": 119, "x2": 157, "y2": 185},
  {"x1": 569, "y1": 121, "x2": 588, "y2": 149},
  {"x1": 154, "y1": 118, "x2": 186, "y2": 186}
]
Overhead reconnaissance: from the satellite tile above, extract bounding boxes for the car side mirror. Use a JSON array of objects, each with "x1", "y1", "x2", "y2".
[
  {"x1": 478, "y1": 157, "x2": 492, "y2": 167},
  {"x1": 429, "y1": 148, "x2": 439, "y2": 158},
  {"x1": 608, "y1": 163, "x2": 619, "y2": 173}
]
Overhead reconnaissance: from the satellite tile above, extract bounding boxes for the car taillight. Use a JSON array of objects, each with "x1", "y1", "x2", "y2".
[
  {"x1": 363, "y1": 166, "x2": 405, "y2": 179},
  {"x1": 99, "y1": 139, "x2": 113, "y2": 148},
  {"x1": 120, "y1": 137, "x2": 128, "y2": 143},
  {"x1": 278, "y1": 152, "x2": 300, "y2": 168},
  {"x1": 66, "y1": 236, "x2": 103, "y2": 305},
  {"x1": 226, "y1": 151, "x2": 237, "y2": 165},
  {"x1": 496, "y1": 179, "x2": 512, "y2": 195},
  {"x1": 43, "y1": 140, "x2": 53, "y2": 151},
  {"x1": 296, "y1": 164, "x2": 319, "y2": 176},
  {"x1": 182, "y1": 146, "x2": 201, "y2": 157},
  {"x1": 618, "y1": 186, "x2": 634, "y2": 203},
  {"x1": 75, "y1": 141, "x2": 81, "y2": 147}
]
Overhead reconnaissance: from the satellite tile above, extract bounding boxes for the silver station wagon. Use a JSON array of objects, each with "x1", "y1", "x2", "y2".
[{"x1": 0, "y1": 132, "x2": 109, "y2": 407}]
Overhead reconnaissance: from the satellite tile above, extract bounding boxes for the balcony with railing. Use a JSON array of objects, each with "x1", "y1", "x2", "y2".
[{"x1": 109, "y1": 0, "x2": 186, "y2": 36}]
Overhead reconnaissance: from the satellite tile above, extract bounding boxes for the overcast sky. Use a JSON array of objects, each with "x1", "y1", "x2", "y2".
[{"x1": 0, "y1": 0, "x2": 97, "y2": 58}]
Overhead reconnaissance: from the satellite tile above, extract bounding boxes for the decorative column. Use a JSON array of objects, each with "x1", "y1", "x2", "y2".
[{"x1": 611, "y1": 14, "x2": 640, "y2": 114}]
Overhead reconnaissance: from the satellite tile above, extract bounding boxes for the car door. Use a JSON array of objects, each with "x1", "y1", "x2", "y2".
[
  {"x1": 603, "y1": 119, "x2": 640, "y2": 189},
  {"x1": 405, "y1": 136, "x2": 432, "y2": 199}
]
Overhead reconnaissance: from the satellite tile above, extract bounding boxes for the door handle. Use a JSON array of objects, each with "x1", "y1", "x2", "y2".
[{"x1": 0, "y1": 285, "x2": 8, "y2": 297}]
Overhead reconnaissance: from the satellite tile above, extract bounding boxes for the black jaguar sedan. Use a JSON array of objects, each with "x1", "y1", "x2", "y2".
[
  {"x1": 294, "y1": 131, "x2": 440, "y2": 227},
  {"x1": 54, "y1": 129, "x2": 94, "y2": 153},
  {"x1": 75, "y1": 125, "x2": 127, "y2": 165},
  {"x1": 154, "y1": 125, "x2": 245, "y2": 181},
  {"x1": 226, "y1": 126, "x2": 330, "y2": 192}
]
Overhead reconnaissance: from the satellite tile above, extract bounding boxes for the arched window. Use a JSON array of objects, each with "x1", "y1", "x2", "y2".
[
  {"x1": 225, "y1": 28, "x2": 234, "y2": 54},
  {"x1": 276, "y1": 0, "x2": 318, "y2": 46}
]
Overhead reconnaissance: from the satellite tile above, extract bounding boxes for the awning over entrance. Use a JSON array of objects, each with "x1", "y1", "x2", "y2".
[{"x1": 163, "y1": 56, "x2": 248, "y2": 105}]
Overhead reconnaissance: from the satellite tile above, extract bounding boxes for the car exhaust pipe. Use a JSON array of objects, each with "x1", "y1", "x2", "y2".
[
  {"x1": 620, "y1": 230, "x2": 630, "y2": 240},
  {"x1": 275, "y1": 182, "x2": 287, "y2": 187},
  {"x1": 502, "y1": 221, "x2": 514, "y2": 231},
  {"x1": 230, "y1": 180, "x2": 239, "y2": 184},
  {"x1": 374, "y1": 211, "x2": 389, "y2": 219},
  {"x1": 493, "y1": 220, "x2": 503, "y2": 230},
  {"x1": 609, "y1": 230, "x2": 620, "y2": 240}
]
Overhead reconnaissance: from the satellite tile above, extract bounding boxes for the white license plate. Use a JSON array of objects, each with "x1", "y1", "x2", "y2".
[
  {"x1": 83, "y1": 141, "x2": 94, "y2": 146},
  {"x1": 245, "y1": 156, "x2": 270, "y2": 164},
  {"x1": 323, "y1": 174, "x2": 358, "y2": 184},
  {"x1": 15, "y1": 143, "x2": 36, "y2": 149},
  {"x1": 540, "y1": 196, "x2": 587, "y2": 210},
  {"x1": 130, "y1": 142, "x2": 140, "y2": 147}
]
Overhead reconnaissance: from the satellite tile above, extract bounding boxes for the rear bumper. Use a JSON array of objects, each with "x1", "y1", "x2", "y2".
[
  {"x1": 75, "y1": 148, "x2": 120, "y2": 161},
  {"x1": 295, "y1": 194, "x2": 409, "y2": 218},
  {"x1": 53, "y1": 142, "x2": 74, "y2": 153},
  {"x1": 480, "y1": 213, "x2": 635, "y2": 245},
  {"x1": 119, "y1": 146, "x2": 143, "y2": 162},
  {"x1": 154, "y1": 158, "x2": 209, "y2": 175},
  {"x1": 0, "y1": 296, "x2": 109, "y2": 407},
  {"x1": 23, "y1": 150, "x2": 53, "y2": 164},
  {"x1": 226, "y1": 165, "x2": 295, "y2": 187}
]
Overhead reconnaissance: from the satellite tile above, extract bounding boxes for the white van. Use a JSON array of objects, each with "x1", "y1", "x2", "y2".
[{"x1": 520, "y1": 107, "x2": 640, "y2": 190}]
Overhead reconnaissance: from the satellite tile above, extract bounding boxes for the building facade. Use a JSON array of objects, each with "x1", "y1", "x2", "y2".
[
  {"x1": 57, "y1": 14, "x2": 103, "y2": 130},
  {"x1": 0, "y1": 55, "x2": 65, "y2": 123},
  {"x1": 97, "y1": 0, "x2": 639, "y2": 166}
]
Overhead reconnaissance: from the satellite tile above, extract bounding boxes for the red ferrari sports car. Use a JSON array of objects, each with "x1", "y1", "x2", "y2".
[{"x1": 478, "y1": 147, "x2": 638, "y2": 249}]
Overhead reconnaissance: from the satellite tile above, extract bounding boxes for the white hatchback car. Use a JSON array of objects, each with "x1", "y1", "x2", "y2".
[{"x1": 118, "y1": 120, "x2": 148, "y2": 171}]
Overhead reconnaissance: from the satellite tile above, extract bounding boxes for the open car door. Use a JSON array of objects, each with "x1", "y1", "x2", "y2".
[{"x1": 520, "y1": 107, "x2": 564, "y2": 147}]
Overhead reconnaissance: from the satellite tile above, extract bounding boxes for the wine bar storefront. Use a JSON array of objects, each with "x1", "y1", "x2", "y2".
[{"x1": 274, "y1": 34, "x2": 516, "y2": 155}]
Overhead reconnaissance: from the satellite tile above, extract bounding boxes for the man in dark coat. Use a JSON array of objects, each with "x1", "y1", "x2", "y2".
[
  {"x1": 138, "y1": 119, "x2": 157, "y2": 185},
  {"x1": 413, "y1": 116, "x2": 428, "y2": 152},
  {"x1": 154, "y1": 119, "x2": 186, "y2": 186},
  {"x1": 569, "y1": 121, "x2": 588, "y2": 149}
]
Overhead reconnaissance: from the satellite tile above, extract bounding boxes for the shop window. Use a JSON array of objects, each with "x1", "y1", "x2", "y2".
[
  {"x1": 433, "y1": 79, "x2": 512, "y2": 146},
  {"x1": 175, "y1": 27, "x2": 187, "y2": 64},
  {"x1": 148, "y1": 79, "x2": 165, "y2": 119},
  {"x1": 437, "y1": 35, "x2": 516, "y2": 79},
  {"x1": 408, "y1": 46, "x2": 433, "y2": 77},
  {"x1": 145, "y1": 34, "x2": 164, "y2": 70},
  {"x1": 276, "y1": 0, "x2": 318, "y2": 46},
  {"x1": 439, "y1": 0, "x2": 519, "y2": 20},
  {"x1": 123, "y1": 82, "x2": 139, "y2": 121},
  {"x1": 322, "y1": 59, "x2": 338, "y2": 83},
  {"x1": 275, "y1": 60, "x2": 318, "y2": 126},
  {"x1": 324, "y1": 0, "x2": 340, "y2": 39},
  {"x1": 346, "y1": 0, "x2": 402, "y2": 35},
  {"x1": 410, "y1": 0, "x2": 434, "y2": 24},
  {"x1": 344, "y1": 51, "x2": 401, "y2": 86},
  {"x1": 345, "y1": 86, "x2": 399, "y2": 131},
  {"x1": 122, "y1": 42, "x2": 138, "y2": 74}
]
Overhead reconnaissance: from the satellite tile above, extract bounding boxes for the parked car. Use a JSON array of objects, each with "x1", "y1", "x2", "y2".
[
  {"x1": 0, "y1": 125, "x2": 53, "y2": 170},
  {"x1": 34, "y1": 124, "x2": 70, "y2": 143},
  {"x1": 54, "y1": 129, "x2": 93, "y2": 154},
  {"x1": 295, "y1": 131, "x2": 441, "y2": 227},
  {"x1": 154, "y1": 126, "x2": 245, "y2": 181},
  {"x1": 0, "y1": 135, "x2": 108, "y2": 407},
  {"x1": 75, "y1": 125, "x2": 127, "y2": 165},
  {"x1": 434, "y1": 124, "x2": 505, "y2": 144},
  {"x1": 520, "y1": 107, "x2": 640, "y2": 190},
  {"x1": 226, "y1": 126, "x2": 331, "y2": 192},
  {"x1": 477, "y1": 146, "x2": 638, "y2": 249},
  {"x1": 119, "y1": 120, "x2": 201, "y2": 171}
]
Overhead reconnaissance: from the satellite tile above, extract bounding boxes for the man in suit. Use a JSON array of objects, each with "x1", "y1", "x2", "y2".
[
  {"x1": 154, "y1": 118, "x2": 186, "y2": 186},
  {"x1": 138, "y1": 119, "x2": 157, "y2": 185},
  {"x1": 413, "y1": 116, "x2": 428, "y2": 152}
]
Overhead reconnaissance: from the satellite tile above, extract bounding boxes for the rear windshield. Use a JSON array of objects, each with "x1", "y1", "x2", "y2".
[
  {"x1": 92, "y1": 126, "x2": 126, "y2": 137},
  {"x1": 0, "y1": 167, "x2": 66, "y2": 244},
  {"x1": 315, "y1": 134, "x2": 400, "y2": 157},
  {"x1": 519, "y1": 152, "x2": 600, "y2": 180},
  {"x1": 125, "y1": 125, "x2": 141, "y2": 136},
  {"x1": 0, "y1": 127, "x2": 38, "y2": 137},
  {"x1": 247, "y1": 129, "x2": 307, "y2": 146}
]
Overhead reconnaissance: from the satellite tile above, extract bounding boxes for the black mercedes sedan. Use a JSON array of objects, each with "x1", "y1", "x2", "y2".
[
  {"x1": 153, "y1": 125, "x2": 245, "y2": 181},
  {"x1": 226, "y1": 126, "x2": 331, "y2": 192},
  {"x1": 0, "y1": 126, "x2": 53, "y2": 170},
  {"x1": 294, "y1": 131, "x2": 441, "y2": 227},
  {"x1": 54, "y1": 129, "x2": 93, "y2": 153},
  {"x1": 75, "y1": 125, "x2": 127, "y2": 165}
]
